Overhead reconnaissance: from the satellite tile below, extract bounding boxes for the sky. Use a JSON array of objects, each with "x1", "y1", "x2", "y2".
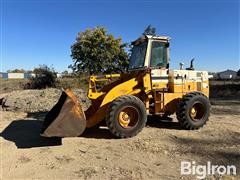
[{"x1": 0, "y1": 0, "x2": 239, "y2": 73}]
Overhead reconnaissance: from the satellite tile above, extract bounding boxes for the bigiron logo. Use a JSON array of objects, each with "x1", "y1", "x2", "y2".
[{"x1": 181, "y1": 161, "x2": 237, "y2": 179}]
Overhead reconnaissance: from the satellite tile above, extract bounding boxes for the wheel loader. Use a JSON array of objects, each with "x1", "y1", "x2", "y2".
[{"x1": 41, "y1": 35, "x2": 211, "y2": 138}]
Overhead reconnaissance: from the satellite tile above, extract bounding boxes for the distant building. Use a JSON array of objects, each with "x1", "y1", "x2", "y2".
[
  {"x1": 208, "y1": 72, "x2": 218, "y2": 79},
  {"x1": 0, "y1": 72, "x2": 36, "y2": 79},
  {"x1": 217, "y1": 70, "x2": 237, "y2": 79},
  {"x1": 56, "y1": 73, "x2": 62, "y2": 78},
  {"x1": 0, "y1": 72, "x2": 66, "y2": 79}
]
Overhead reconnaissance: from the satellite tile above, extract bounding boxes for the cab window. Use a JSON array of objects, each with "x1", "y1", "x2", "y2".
[
  {"x1": 150, "y1": 41, "x2": 168, "y2": 68},
  {"x1": 128, "y1": 41, "x2": 147, "y2": 69}
]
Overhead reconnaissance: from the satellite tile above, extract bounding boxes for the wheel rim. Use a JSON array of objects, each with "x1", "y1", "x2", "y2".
[
  {"x1": 189, "y1": 102, "x2": 205, "y2": 121},
  {"x1": 118, "y1": 106, "x2": 139, "y2": 128}
]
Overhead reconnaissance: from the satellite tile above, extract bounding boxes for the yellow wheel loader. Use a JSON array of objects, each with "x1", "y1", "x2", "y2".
[{"x1": 41, "y1": 35, "x2": 211, "y2": 138}]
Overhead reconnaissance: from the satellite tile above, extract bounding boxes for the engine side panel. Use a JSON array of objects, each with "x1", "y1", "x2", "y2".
[
  {"x1": 168, "y1": 70, "x2": 209, "y2": 97},
  {"x1": 150, "y1": 69, "x2": 209, "y2": 115}
]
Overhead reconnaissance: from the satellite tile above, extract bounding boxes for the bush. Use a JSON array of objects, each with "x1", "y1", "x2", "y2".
[{"x1": 25, "y1": 65, "x2": 58, "y2": 89}]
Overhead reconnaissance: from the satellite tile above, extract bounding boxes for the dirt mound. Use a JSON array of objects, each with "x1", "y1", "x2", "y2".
[
  {"x1": 0, "y1": 88, "x2": 90, "y2": 112},
  {"x1": 209, "y1": 82, "x2": 240, "y2": 99}
]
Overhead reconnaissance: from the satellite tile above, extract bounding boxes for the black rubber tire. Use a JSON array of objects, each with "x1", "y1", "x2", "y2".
[
  {"x1": 106, "y1": 95, "x2": 147, "y2": 138},
  {"x1": 176, "y1": 92, "x2": 211, "y2": 130}
]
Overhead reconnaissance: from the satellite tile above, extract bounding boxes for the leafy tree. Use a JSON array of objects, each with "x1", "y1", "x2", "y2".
[
  {"x1": 26, "y1": 70, "x2": 34, "y2": 73},
  {"x1": 143, "y1": 25, "x2": 156, "y2": 36},
  {"x1": 237, "y1": 69, "x2": 240, "y2": 76},
  {"x1": 7, "y1": 69, "x2": 26, "y2": 73},
  {"x1": 62, "y1": 70, "x2": 69, "y2": 75},
  {"x1": 27, "y1": 65, "x2": 58, "y2": 89},
  {"x1": 70, "y1": 26, "x2": 129, "y2": 75}
]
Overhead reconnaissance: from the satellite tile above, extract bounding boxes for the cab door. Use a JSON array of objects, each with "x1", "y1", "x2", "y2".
[{"x1": 149, "y1": 41, "x2": 169, "y2": 90}]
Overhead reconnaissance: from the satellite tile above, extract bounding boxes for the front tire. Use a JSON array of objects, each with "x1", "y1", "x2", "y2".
[
  {"x1": 176, "y1": 92, "x2": 211, "y2": 130},
  {"x1": 106, "y1": 95, "x2": 147, "y2": 138}
]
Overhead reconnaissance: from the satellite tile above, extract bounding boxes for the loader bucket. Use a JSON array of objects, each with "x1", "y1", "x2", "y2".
[{"x1": 40, "y1": 89, "x2": 86, "y2": 137}]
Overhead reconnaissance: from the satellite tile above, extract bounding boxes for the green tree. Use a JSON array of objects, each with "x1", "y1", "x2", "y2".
[
  {"x1": 70, "y1": 26, "x2": 129, "y2": 75},
  {"x1": 62, "y1": 70, "x2": 69, "y2": 75},
  {"x1": 7, "y1": 69, "x2": 26, "y2": 73},
  {"x1": 237, "y1": 69, "x2": 240, "y2": 76},
  {"x1": 28, "y1": 65, "x2": 58, "y2": 89},
  {"x1": 26, "y1": 70, "x2": 33, "y2": 73}
]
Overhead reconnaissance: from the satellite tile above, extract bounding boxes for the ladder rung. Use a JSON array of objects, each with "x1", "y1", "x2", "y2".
[{"x1": 155, "y1": 101, "x2": 164, "y2": 103}]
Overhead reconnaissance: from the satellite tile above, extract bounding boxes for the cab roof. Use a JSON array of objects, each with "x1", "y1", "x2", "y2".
[{"x1": 131, "y1": 35, "x2": 170, "y2": 45}]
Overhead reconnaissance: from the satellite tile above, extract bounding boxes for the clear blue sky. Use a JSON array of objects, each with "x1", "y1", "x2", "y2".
[{"x1": 1, "y1": 0, "x2": 239, "y2": 73}]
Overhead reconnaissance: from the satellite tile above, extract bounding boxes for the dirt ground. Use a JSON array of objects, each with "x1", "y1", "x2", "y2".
[
  {"x1": 0, "y1": 79, "x2": 28, "y2": 94},
  {"x1": 1, "y1": 98, "x2": 239, "y2": 179}
]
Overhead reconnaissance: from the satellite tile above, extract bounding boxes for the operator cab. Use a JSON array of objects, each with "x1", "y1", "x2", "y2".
[{"x1": 128, "y1": 35, "x2": 170, "y2": 70}]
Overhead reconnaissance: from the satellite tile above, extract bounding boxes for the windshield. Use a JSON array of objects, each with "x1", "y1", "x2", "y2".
[
  {"x1": 128, "y1": 41, "x2": 147, "y2": 69},
  {"x1": 150, "y1": 41, "x2": 168, "y2": 68}
]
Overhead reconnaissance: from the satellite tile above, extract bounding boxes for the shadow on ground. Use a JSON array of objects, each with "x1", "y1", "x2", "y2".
[
  {"x1": 82, "y1": 115, "x2": 182, "y2": 139},
  {"x1": 27, "y1": 111, "x2": 48, "y2": 119},
  {"x1": 147, "y1": 116, "x2": 181, "y2": 130},
  {"x1": 0, "y1": 119, "x2": 62, "y2": 148},
  {"x1": 0, "y1": 112, "x2": 182, "y2": 148},
  {"x1": 81, "y1": 127, "x2": 113, "y2": 139}
]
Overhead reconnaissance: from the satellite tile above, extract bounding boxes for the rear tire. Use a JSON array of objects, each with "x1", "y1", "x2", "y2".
[
  {"x1": 176, "y1": 92, "x2": 211, "y2": 130},
  {"x1": 106, "y1": 95, "x2": 147, "y2": 138}
]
